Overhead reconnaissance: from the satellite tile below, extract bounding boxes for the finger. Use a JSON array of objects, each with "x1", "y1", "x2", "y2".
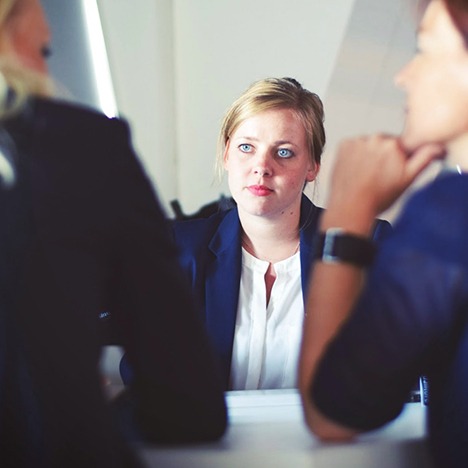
[{"x1": 405, "y1": 143, "x2": 446, "y2": 183}]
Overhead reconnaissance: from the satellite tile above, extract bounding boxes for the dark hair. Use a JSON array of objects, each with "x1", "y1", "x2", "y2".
[{"x1": 445, "y1": 0, "x2": 468, "y2": 43}]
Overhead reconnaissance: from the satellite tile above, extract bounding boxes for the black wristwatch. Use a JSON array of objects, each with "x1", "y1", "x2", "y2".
[{"x1": 314, "y1": 228, "x2": 376, "y2": 267}]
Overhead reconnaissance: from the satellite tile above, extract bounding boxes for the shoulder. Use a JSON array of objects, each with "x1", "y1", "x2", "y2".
[
  {"x1": 299, "y1": 194, "x2": 391, "y2": 242},
  {"x1": 32, "y1": 98, "x2": 124, "y2": 125},
  {"x1": 12, "y1": 98, "x2": 138, "y2": 169},
  {"x1": 372, "y1": 218, "x2": 392, "y2": 242},
  {"x1": 398, "y1": 173, "x2": 468, "y2": 232},
  {"x1": 26, "y1": 97, "x2": 130, "y2": 143},
  {"x1": 300, "y1": 194, "x2": 323, "y2": 229},
  {"x1": 406, "y1": 172, "x2": 468, "y2": 214},
  {"x1": 173, "y1": 209, "x2": 234, "y2": 247},
  {"x1": 172, "y1": 208, "x2": 242, "y2": 268},
  {"x1": 384, "y1": 173, "x2": 468, "y2": 263}
]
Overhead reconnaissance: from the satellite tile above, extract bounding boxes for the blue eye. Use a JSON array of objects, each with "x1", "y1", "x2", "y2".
[
  {"x1": 239, "y1": 144, "x2": 253, "y2": 153},
  {"x1": 277, "y1": 148, "x2": 293, "y2": 158}
]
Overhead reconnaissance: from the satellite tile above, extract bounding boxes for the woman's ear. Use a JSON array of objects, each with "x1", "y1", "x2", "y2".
[{"x1": 306, "y1": 162, "x2": 320, "y2": 182}]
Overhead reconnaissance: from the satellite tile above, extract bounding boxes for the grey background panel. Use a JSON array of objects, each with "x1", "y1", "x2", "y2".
[{"x1": 42, "y1": 0, "x2": 100, "y2": 110}]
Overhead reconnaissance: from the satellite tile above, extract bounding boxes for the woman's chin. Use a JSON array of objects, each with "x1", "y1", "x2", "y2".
[{"x1": 400, "y1": 130, "x2": 426, "y2": 155}]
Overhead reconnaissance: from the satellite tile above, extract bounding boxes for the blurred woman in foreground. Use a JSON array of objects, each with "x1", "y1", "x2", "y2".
[{"x1": 0, "y1": 1, "x2": 226, "y2": 467}]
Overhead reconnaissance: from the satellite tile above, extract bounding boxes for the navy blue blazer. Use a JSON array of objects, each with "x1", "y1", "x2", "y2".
[{"x1": 173, "y1": 195, "x2": 392, "y2": 388}]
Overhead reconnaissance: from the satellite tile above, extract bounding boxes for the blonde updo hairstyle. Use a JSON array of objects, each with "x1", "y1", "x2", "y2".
[{"x1": 216, "y1": 77, "x2": 326, "y2": 182}]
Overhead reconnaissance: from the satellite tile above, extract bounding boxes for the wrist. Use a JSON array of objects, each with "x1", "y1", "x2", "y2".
[
  {"x1": 320, "y1": 209, "x2": 375, "y2": 237},
  {"x1": 314, "y1": 228, "x2": 376, "y2": 267}
]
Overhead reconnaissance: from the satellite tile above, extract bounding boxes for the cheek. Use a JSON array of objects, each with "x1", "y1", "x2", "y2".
[
  {"x1": 294, "y1": 162, "x2": 317, "y2": 185},
  {"x1": 225, "y1": 155, "x2": 249, "y2": 176},
  {"x1": 282, "y1": 171, "x2": 308, "y2": 192},
  {"x1": 226, "y1": 169, "x2": 244, "y2": 200},
  {"x1": 440, "y1": 101, "x2": 468, "y2": 141},
  {"x1": 404, "y1": 101, "x2": 468, "y2": 150},
  {"x1": 404, "y1": 66, "x2": 468, "y2": 147},
  {"x1": 425, "y1": 89, "x2": 468, "y2": 136},
  {"x1": 224, "y1": 157, "x2": 235, "y2": 175},
  {"x1": 225, "y1": 160, "x2": 242, "y2": 186},
  {"x1": 10, "y1": 37, "x2": 47, "y2": 73},
  {"x1": 445, "y1": 73, "x2": 468, "y2": 123}
]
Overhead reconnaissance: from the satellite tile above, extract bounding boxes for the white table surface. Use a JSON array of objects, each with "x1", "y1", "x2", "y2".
[{"x1": 139, "y1": 389, "x2": 435, "y2": 468}]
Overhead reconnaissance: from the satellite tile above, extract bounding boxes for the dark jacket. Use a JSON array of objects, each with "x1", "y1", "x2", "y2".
[
  {"x1": 173, "y1": 195, "x2": 392, "y2": 387},
  {"x1": 0, "y1": 98, "x2": 226, "y2": 468},
  {"x1": 311, "y1": 172, "x2": 468, "y2": 468}
]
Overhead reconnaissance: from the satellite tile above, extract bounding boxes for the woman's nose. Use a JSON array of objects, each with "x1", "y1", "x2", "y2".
[{"x1": 253, "y1": 151, "x2": 272, "y2": 176}]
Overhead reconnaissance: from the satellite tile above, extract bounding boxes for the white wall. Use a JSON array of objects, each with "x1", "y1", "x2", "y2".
[
  {"x1": 96, "y1": 0, "x2": 355, "y2": 215},
  {"x1": 310, "y1": 0, "x2": 414, "y2": 211},
  {"x1": 43, "y1": 0, "x2": 101, "y2": 109},
  {"x1": 173, "y1": 0, "x2": 355, "y2": 214},
  {"x1": 97, "y1": 0, "x2": 177, "y2": 211},
  {"x1": 96, "y1": 0, "x2": 425, "y2": 221},
  {"x1": 311, "y1": 0, "x2": 439, "y2": 220}
]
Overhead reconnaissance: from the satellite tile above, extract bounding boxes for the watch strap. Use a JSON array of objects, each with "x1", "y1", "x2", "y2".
[{"x1": 314, "y1": 228, "x2": 376, "y2": 267}]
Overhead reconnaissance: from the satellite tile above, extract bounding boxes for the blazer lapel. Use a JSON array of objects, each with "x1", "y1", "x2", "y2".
[
  {"x1": 299, "y1": 195, "x2": 323, "y2": 303},
  {"x1": 205, "y1": 209, "x2": 242, "y2": 387}
]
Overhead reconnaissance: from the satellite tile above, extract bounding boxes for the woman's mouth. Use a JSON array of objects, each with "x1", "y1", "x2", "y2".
[{"x1": 247, "y1": 185, "x2": 273, "y2": 196}]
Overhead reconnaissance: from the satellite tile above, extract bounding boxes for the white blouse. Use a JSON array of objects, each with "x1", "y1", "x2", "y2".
[{"x1": 229, "y1": 247, "x2": 304, "y2": 390}]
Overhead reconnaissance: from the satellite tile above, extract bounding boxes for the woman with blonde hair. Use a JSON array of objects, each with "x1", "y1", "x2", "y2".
[
  {"x1": 0, "y1": 1, "x2": 226, "y2": 466},
  {"x1": 171, "y1": 77, "x2": 391, "y2": 390}
]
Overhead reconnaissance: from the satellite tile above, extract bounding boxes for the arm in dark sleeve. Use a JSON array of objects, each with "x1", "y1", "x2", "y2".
[
  {"x1": 311, "y1": 247, "x2": 464, "y2": 431},
  {"x1": 104, "y1": 120, "x2": 227, "y2": 443}
]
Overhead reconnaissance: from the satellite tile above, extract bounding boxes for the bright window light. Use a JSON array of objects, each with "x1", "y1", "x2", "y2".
[{"x1": 81, "y1": 0, "x2": 118, "y2": 118}]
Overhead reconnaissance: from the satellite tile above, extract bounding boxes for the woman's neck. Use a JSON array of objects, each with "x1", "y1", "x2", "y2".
[
  {"x1": 446, "y1": 133, "x2": 468, "y2": 171},
  {"x1": 239, "y1": 210, "x2": 301, "y2": 264}
]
